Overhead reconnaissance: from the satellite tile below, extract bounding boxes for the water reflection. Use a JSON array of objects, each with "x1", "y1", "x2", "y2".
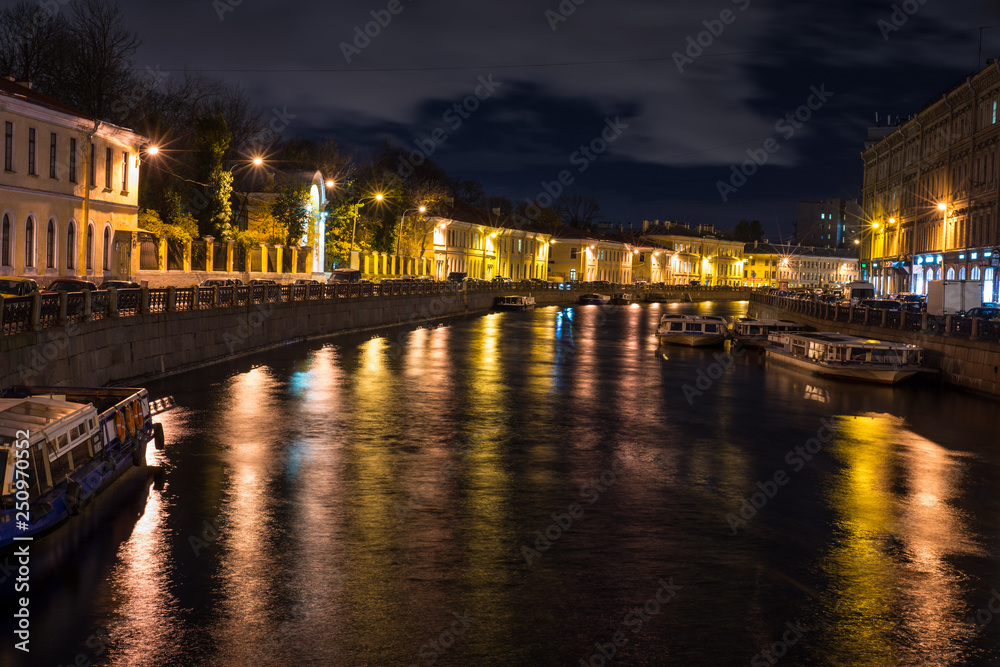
[
  {"x1": 816, "y1": 414, "x2": 984, "y2": 665},
  {"x1": 14, "y1": 302, "x2": 1000, "y2": 666}
]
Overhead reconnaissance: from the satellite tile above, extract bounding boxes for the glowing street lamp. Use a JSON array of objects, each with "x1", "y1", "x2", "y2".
[
  {"x1": 349, "y1": 193, "x2": 386, "y2": 266},
  {"x1": 396, "y1": 205, "x2": 427, "y2": 257}
]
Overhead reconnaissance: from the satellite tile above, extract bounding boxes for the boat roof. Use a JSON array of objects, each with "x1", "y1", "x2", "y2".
[
  {"x1": 734, "y1": 318, "x2": 803, "y2": 326},
  {"x1": 0, "y1": 396, "x2": 97, "y2": 444},
  {"x1": 775, "y1": 331, "x2": 921, "y2": 349},
  {"x1": 659, "y1": 314, "x2": 728, "y2": 323}
]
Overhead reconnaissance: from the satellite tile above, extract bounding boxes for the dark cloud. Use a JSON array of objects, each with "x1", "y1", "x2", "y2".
[{"x1": 126, "y1": 0, "x2": 1000, "y2": 232}]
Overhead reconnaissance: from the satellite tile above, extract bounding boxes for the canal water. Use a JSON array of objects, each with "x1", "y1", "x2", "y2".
[{"x1": 4, "y1": 301, "x2": 1000, "y2": 666}]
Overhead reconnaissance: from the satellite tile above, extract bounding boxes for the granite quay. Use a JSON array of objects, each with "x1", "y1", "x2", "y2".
[{"x1": 0, "y1": 283, "x2": 751, "y2": 387}]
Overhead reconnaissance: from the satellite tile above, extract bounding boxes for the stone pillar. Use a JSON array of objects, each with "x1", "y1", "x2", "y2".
[
  {"x1": 275, "y1": 246, "x2": 285, "y2": 274},
  {"x1": 108, "y1": 287, "x2": 119, "y2": 318},
  {"x1": 945, "y1": 314, "x2": 952, "y2": 336},
  {"x1": 971, "y1": 317, "x2": 979, "y2": 340},
  {"x1": 166, "y1": 286, "x2": 176, "y2": 312},
  {"x1": 226, "y1": 241, "x2": 235, "y2": 272},
  {"x1": 158, "y1": 236, "x2": 168, "y2": 272},
  {"x1": 204, "y1": 236, "x2": 215, "y2": 272},
  {"x1": 920, "y1": 312, "x2": 928, "y2": 333},
  {"x1": 140, "y1": 287, "x2": 150, "y2": 314},
  {"x1": 183, "y1": 239, "x2": 193, "y2": 272},
  {"x1": 259, "y1": 244, "x2": 268, "y2": 273},
  {"x1": 880, "y1": 309, "x2": 887, "y2": 327},
  {"x1": 289, "y1": 247, "x2": 298, "y2": 275},
  {"x1": 57, "y1": 291, "x2": 68, "y2": 326},
  {"x1": 82, "y1": 289, "x2": 92, "y2": 322},
  {"x1": 29, "y1": 292, "x2": 41, "y2": 331}
]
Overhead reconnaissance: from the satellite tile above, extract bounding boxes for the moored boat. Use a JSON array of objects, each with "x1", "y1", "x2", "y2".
[
  {"x1": 730, "y1": 318, "x2": 807, "y2": 347},
  {"x1": 656, "y1": 314, "x2": 729, "y2": 346},
  {"x1": 610, "y1": 293, "x2": 632, "y2": 305},
  {"x1": 0, "y1": 386, "x2": 165, "y2": 552},
  {"x1": 494, "y1": 295, "x2": 536, "y2": 310},
  {"x1": 765, "y1": 332, "x2": 926, "y2": 384},
  {"x1": 579, "y1": 293, "x2": 611, "y2": 305}
]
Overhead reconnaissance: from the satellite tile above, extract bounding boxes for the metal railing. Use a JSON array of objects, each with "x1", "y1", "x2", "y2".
[
  {"x1": 1, "y1": 281, "x2": 762, "y2": 337},
  {"x1": 750, "y1": 293, "x2": 999, "y2": 343}
]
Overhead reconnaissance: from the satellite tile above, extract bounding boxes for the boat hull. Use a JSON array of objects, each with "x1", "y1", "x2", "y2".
[
  {"x1": 766, "y1": 349, "x2": 920, "y2": 384},
  {"x1": 658, "y1": 334, "x2": 727, "y2": 347}
]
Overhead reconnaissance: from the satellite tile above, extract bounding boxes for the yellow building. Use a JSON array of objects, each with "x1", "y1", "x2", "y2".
[
  {"x1": 642, "y1": 221, "x2": 745, "y2": 286},
  {"x1": 422, "y1": 204, "x2": 551, "y2": 280},
  {"x1": 743, "y1": 242, "x2": 781, "y2": 289},
  {"x1": 861, "y1": 58, "x2": 1000, "y2": 298},
  {"x1": 0, "y1": 78, "x2": 146, "y2": 281}
]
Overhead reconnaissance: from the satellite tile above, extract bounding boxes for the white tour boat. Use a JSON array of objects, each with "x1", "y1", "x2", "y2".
[
  {"x1": 765, "y1": 332, "x2": 926, "y2": 384},
  {"x1": 730, "y1": 318, "x2": 807, "y2": 347},
  {"x1": 493, "y1": 295, "x2": 536, "y2": 310},
  {"x1": 656, "y1": 315, "x2": 729, "y2": 347}
]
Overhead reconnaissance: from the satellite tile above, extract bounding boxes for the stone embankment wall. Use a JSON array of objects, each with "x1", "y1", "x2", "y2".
[
  {"x1": 1, "y1": 289, "x2": 579, "y2": 387},
  {"x1": 750, "y1": 300, "x2": 1000, "y2": 397},
  {"x1": 1, "y1": 287, "x2": 753, "y2": 388}
]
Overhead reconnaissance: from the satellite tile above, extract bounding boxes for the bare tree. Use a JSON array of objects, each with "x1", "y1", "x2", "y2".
[
  {"x1": 0, "y1": 2, "x2": 71, "y2": 94},
  {"x1": 555, "y1": 195, "x2": 602, "y2": 229}
]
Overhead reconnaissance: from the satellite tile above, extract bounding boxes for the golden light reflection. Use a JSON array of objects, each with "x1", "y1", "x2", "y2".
[
  {"x1": 106, "y1": 484, "x2": 178, "y2": 667},
  {"x1": 208, "y1": 366, "x2": 286, "y2": 660},
  {"x1": 818, "y1": 414, "x2": 983, "y2": 664}
]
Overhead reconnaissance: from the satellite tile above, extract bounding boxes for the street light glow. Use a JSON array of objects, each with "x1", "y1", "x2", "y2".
[
  {"x1": 326, "y1": 180, "x2": 335, "y2": 188},
  {"x1": 888, "y1": 217, "x2": 895, "y2": 223},
  {"x1": 872, "y1": 222, "x2": 879, "y2": 229},
  {"x1": 375, "y1": 193, "x2": 384, "y2": 201},
  {"x1": 937, "y1": 202, "x2": 947, "y2": 211},
  {"x1": 147, "y1": 145, "x2": 159, "y2": 155},
  {"x1": 418, "y1": 206, "x2": 426, "y2": 213},
  {"x1": 252, "y1": 157, "x2": 263, "y2": 166}
]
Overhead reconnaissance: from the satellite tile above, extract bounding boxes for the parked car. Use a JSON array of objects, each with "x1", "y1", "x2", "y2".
[
  {"x1": 446, "y1": 272, "x2": 468, "y2": 283},
  {"x1": 43, "y1": 278, "x2": 98, "y2": 293},
  {"x1": 963, "y1": 306, "x2": 1000, "y2": 320},
  {"x1": 292, "y1": 279, "x2": 320, "y2": 286},
  {"x1": 98, "y1": 280, "x2": 140, "y2": 290},
  {"x1": 199, "y1": 279, "x2": 242, "y2": 288},
  {"x1": 859, "y1": 299, "x2": 904, "y2": 311},
  {"x1": 0, "y1": 277, "x2": 39, "y2": 296},
  {"x1": 328, "y1": 268, "x2": 362, "y2": 284},
  {"x1": 248, "y1": 278, "x2": 277, "y2": 286}
]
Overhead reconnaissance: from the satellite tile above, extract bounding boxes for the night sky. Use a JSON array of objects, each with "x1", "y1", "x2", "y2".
[{"x1": 124, "y1": 0, "x2": 1000, "y2": 238}]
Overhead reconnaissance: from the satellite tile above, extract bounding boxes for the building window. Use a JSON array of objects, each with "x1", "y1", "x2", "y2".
[
  {"x1": 570, "y1": 247, "x2": 578, "y2": 259},
  {"x1": 1, "y1": 214, "x2": 10, "y2": 266},
  {"x1": 49, "y1": 133, "x2": 57, "y2": 178},
  {"x1": 103, "y1": 226, "x2": 111, "y2": 270},
  {"x1": 993, "y1": 100, "x2": 998, "y2": 125},
  {"x1": 24, "y1": 218, "x2": 34, "y2": 267},
  {"x1": 89, "y1": 143, "x2": 96, "y2": 186},
  {"x1": 105, "y1": 147, "x2": 113, "y2": 188},
  {"x1": 86, "y1": 224, "x2": 94, "y2": 270},
  {"x1": 4, "y1": 121, "x2": 12, "y2": 171},
  {"x1": 69, "y1": 138, "x2": 77, "y2": 182},
  {"x1": 28, "y1": 128, "x2": 36, "y2": 175},
  {"x1": 67, "y1": 221, "x2": 76, "y2": 270},
  {"x1": 122, "y1": 152, "x2": 129, "y2": 191},
  {"x1": 46, "y1": 219, "x2": 55, "y2": 268}
]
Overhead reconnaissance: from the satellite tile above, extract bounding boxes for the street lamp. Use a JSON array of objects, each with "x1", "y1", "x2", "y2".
[
  {"x1": 349, "y1": 193, "x2": 385, "y2": 268},
  {"x1": 396, "y1": 205, "x2": 427, "y2": 257}
]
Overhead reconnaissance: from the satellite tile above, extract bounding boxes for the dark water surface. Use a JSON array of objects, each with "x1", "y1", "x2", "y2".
[{"x1": 5, "y1": 301, "x2": 1000, "y2": 666}]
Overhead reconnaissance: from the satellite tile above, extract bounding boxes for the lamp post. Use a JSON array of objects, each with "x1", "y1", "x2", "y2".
[
  {"x1": 396, "y1": 205, "x2": 427, "y2": 258},
  {"x1": 349, "y1": 193, "x2": 384, "y2": 269}
]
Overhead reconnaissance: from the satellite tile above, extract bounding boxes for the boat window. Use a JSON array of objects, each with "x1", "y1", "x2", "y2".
[
  {"x1": 685, "y1": 323, "x2": 702, "y2": 332},
  {"x1": 704, "y1": 324, "x2": 717, "y2": 332},
  {"x1": 792, "y1": 344, "x2": 806, "y2": 356},
  {"x1": 849, "y1": 348, "x2": 868, "y2": 362},
  {"x1": 670, "y1": 322, "x2": 683, "y2": 331}
]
